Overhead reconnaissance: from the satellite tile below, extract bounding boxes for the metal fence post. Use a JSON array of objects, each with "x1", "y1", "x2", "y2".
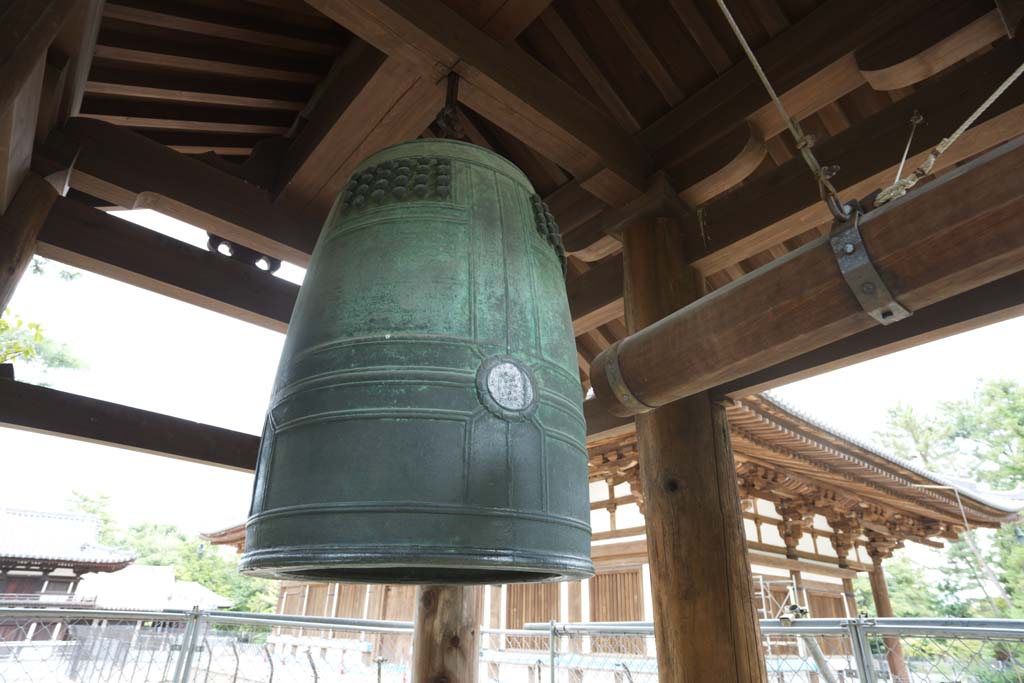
[
  {"x1": 172, "y1": 607, "x2": 202, "y2": 683},
  {"x1": 844, "y1": 617, "x2": 877, "y2": 683},
  {"x1": 549, "y1": 620, "x2": 557, "y2": 683}
]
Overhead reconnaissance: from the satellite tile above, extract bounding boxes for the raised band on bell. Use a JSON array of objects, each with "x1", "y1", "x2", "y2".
[{"x1": 241, "y1": 139, "x2": 592, "y2": 585}]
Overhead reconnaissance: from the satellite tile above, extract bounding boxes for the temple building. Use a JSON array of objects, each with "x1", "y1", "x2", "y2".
[
  {"x1": 0, "y1": 508, "x2": 135, "y2": 641},
  {"x1": 205, "y1": 393, "x2": 1023, "y2": 632}
]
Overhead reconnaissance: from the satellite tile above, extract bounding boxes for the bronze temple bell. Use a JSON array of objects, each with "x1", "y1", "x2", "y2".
[{"x1": 240, "y1": 140, "x2": 593, "y2": 584}]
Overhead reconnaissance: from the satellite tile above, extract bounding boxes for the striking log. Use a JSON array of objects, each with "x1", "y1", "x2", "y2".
[
  {"x1": 0, "y1": 379, "x2": 259, "y2": 471},
  {"x1": 0, "y1": 174, "x2": 58, "y2": 309},
  {"x1": 623, "y1": 218, "x2": 766, "y2": 683},
  {"x1": 589, "y1": 135, "x2": 1024, "y2": 419},
  {"x1": 411, "y1": 586, "x2": 483, "y2": 683},
  {"x1": 36, "y1": 197, "x2": 297, "y2": 331}
]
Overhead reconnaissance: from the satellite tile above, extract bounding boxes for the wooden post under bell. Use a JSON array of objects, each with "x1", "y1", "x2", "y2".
[
  {"x1": 411, "y1": 585, "x2": 483, "y2": 683},
  {"x1": 623, "y1": 217, "x2": 767, "y2": 683}
]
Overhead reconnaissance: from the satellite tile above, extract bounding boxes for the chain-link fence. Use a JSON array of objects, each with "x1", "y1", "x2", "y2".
[{"x1": 3, "y1": 608, "x2": 1024, "y2": 682}]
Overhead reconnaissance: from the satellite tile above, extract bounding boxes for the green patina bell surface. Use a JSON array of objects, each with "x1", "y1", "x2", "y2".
[{"x1": 240, "y1": 139, "x2": 592, "y2": 585}]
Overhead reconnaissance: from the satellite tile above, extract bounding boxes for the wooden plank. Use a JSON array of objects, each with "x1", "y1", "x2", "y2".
[
  {"x1": 595, "y1": 0, "x2": 683, "y2": 106},
  {"x1": 685, "y1": 41, "x2": 1024, "y2": 274},
  {"x1": 307, "y1": 0, "x2": 650, "y2": 192},
  {"x1": 36, "y1": 197, "x2": 298, "y2": 332},
  {"x1": 717, "y1": 270, "x2": 1024, "y2": 398},
  {"x1": 539, "y1": 7, "x2": 640, "y2": 132},
  {"x1": 0, "y1": 56, "x2": 46, "y2": 213},
  {"x1": 0, "y1": 379, "x2": 259, "y2": 471},
  {"x1": 36, "y1": 116, "x2": 317, "y2": 265},
  {"x1": 665, "y1": 0, "x2": 731, "y2": 74},
  {"x1": 622, "y1": 217, "x2": 766, "y2": 683},
  {"x1": 0, "y1": 0, "x2": 76, "y2": 115},
  {"x1": 588, "y1": 134, "x2": 1024, "y2": 417},
  {"x1": 35, "y1": 51, "x2": 70, "y2": 142},
  {"x1": 103, "y1": 3, "x2": 342, "y2": 55},
  {"x1": 78, "y1": 113, "x2": 289, "y2": 135},
  {"x1": 82, "y1": 81, "x2": 306, "y2": 111},
  {"x1": 637, "y1": 0, "x2": 924, "y2": 153},
  {"x1": 92, "y1": 45, "x2": 321, "y2": 83},
  {"x1": 856, "y1": 0, "x2": 1003, "y2": 91},
  {"x1": 52, "y1": 0, "x2": 104, "y2": 122},
  {"x1": 277, "y1": 1, "x2": 557, "y2": 220},
  {"x1": 0, "y1": 174, "x2": 59, "y2": 309},
  {"x1": 569, "y1": 256, "x2": 625, "y2": 335}
]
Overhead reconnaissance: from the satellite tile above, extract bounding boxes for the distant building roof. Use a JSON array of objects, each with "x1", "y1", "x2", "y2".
[
  {"x1": 0, "y1": 508, "x2": 135, "y2": 572},
  {"x1": 77, "y1": 565, "x2": 233, "y2": 611}
]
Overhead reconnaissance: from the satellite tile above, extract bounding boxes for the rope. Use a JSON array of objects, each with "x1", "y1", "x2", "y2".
[
  {"x1": 875, "y1": 59, "x2": 1024, "y2": 206},
  {"x1": 713, "y1": 0, "x2": 847, "y2": 221}
]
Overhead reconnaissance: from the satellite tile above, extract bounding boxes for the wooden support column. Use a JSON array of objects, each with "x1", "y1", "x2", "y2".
[
  {"x1": 775, "y1": 500, "x2": 811, "y2": 609},
  {"x1": 827, "y1": 514, "x2": 862, "y2": 617},
  {"x1": 0, "y1": 174, "x2": 58, "y2": 310},
  {"x1": 623, "y1": 217, "x2": 766, "y2": 683},
  {"x1": 867, "y1": 535, "x2": 911, "y2": 683},
  {"x1": 411, "y1": 585, "x2": 482, "y2": 683}
]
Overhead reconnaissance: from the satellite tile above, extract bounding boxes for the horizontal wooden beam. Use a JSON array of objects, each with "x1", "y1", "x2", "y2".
[
  {"x1": 102, "y1": 3, "x2": 342, "y2": 56},
  {"x1": 717, "y1": 269, "x2": 1024, "y2": 397},
  {"x1": 588, "y1": 133, "x2": 1024, "y2": 418},
  {"x1": 0, "y1": 379, "x2": 259, "y2": 471},
  {"x1": 36, "y1": 197, "x2": 297, "y2": 331},
  {"x1": 687, "y1": 40, "x2": 1024, "y2": 275},
  {"x1": 306, "y1": 0, "x2": 650, "y2": 197},
  {"x1": 83, "y1": 81, "x2": 306, "y2": 111},
  {"x1": 569, "y1": 42, "x2": 1024, "y2": 335},
  {"x1": 78, "y1": 113, "x2": 289, "y2": 135},
  {"x1": 568, "y1": 256, "x2": 624, "y2": 336},
  {"x1": 0, "y1": 174, "x2": 59, "y2": 310},
  {"x1": 92, "y1": 45, "x2": 321, "y2": 83},
  {"x1": 35, "y1": 116, "x2": 318, "y2": 265}
]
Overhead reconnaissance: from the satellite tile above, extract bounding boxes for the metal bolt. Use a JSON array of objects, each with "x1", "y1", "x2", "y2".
[
  {"x1": 861, "y1": 282, "x2": 876, "y2": 295},
  {"x1": 843, "y1": 243, "x2": 856, "y2": 254}
]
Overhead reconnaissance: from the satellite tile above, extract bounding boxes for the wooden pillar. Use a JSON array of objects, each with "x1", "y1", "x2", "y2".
[
  {"x1": 841, "y1": 578, "x2": 859, "y2": 617},
  {"x1": 868, "y1": 555, "x2": 911, "y2": 683},
  {"x1": 411, "y1": 585, "x2": 482, "y2": 683},
  {"x1": 0, "y1": 174, "x2": 58, "y2": 310},
  {"x1": 567, "y1": 580, "x2": 584, "y2": 683},
  {"x1": 623, "y1": 218, "x2": 767, "y2": 683},
  {"x1": 487, "y1": 585, "x2": 501, "y2": 681}
]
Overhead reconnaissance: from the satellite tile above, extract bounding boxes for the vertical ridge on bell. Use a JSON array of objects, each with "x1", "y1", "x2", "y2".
[{"x1": 241, "y1": 139, "x2": 591, "y2": 584}]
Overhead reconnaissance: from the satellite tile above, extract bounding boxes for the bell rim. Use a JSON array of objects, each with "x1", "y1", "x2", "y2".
[{"x1": 238, "y1": 545, "x2": 594, "y2": 585}]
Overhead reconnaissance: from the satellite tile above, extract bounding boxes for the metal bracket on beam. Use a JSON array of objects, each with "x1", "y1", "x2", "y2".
[
  {"x1": 829, "y1": 209, "x2": 911, "y2": 326},
  {"x1": 599, "y1": 341, "x2": 655, "y2": 416}
]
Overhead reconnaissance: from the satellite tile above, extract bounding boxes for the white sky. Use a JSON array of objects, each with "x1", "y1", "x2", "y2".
[{"x1": 2, "y1": 210, "x2": 1023, "y2": 542}]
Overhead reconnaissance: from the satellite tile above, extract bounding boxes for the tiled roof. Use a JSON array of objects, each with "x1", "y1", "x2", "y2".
[
  {"x1": 0, "y1": 508, "x2": 135, "y2": 569},
  {"x1": 760, "y1": 393, "x2": 1024, "y2": 515}
]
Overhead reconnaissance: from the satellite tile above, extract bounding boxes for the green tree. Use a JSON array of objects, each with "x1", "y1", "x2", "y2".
[
  {"x1": 945, "y1": 380, "x2": 1024, "y2": 487},
  {"x1": 853, "y1": 557, "x2": 945, "y2": 617},
  {"x1": 1, "y1": 309, "x2": 82, "y2": 369},
  {"x1": 70, "y1": 492, "x2": 276, "y2": 613},
  {"x1": 874, "y1": 379, "x2": 1024, "y2": 618},
  {"x1": 69, "y1": 491, "x2": 119, "y2": 545}
]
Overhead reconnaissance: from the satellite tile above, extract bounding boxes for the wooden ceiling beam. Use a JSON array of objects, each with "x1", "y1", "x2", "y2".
[
  {"x1": 686, "y1": 41, "x2": 1024, "y2": 274},
  {"x1": 305, "y1": 0, "x2": 650, "y2": 198},
  {"x1": 35, "y1": 116, "x2": 317, "y2": 265},
  {"x1": 566, "y1": 42, "x2": 1024, "y2": 321},
  {"x1": 78, "y1": 113, "x2": 289, "y2": 135},
  {"x1": 0, "y1": 379, "x2": 259, "y2": 472},
  {"x1": 0, "y1": 174, "x2": 59, "y2": 310},
  {"x1": 82, "y1": 81, "x2": 306, "y2": 111},
  {"x1": 277, "y1": 1, "x2": 554, "y2": 220},
  {"x1": 102, "y1": 3, "x2": 343, "y2": 56},
  {"x1": 36, "y1": 197, "x2": 298, "y2": 332},
  {"x1": 0, "y1": 0, "x2": 77, "y2": 213},
  {"x1": 856, "y1": 0, "x2": 1004, "y2": 92},
  {"x1": 588, "y1": 133, "x2": 1024, "y2": 420},
  {"x1": 92, "y1": 45, "x2": 321, "y2": 83},
  {"x1": 638, "y1": 0, "x2": 928, "y2": 158}
]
